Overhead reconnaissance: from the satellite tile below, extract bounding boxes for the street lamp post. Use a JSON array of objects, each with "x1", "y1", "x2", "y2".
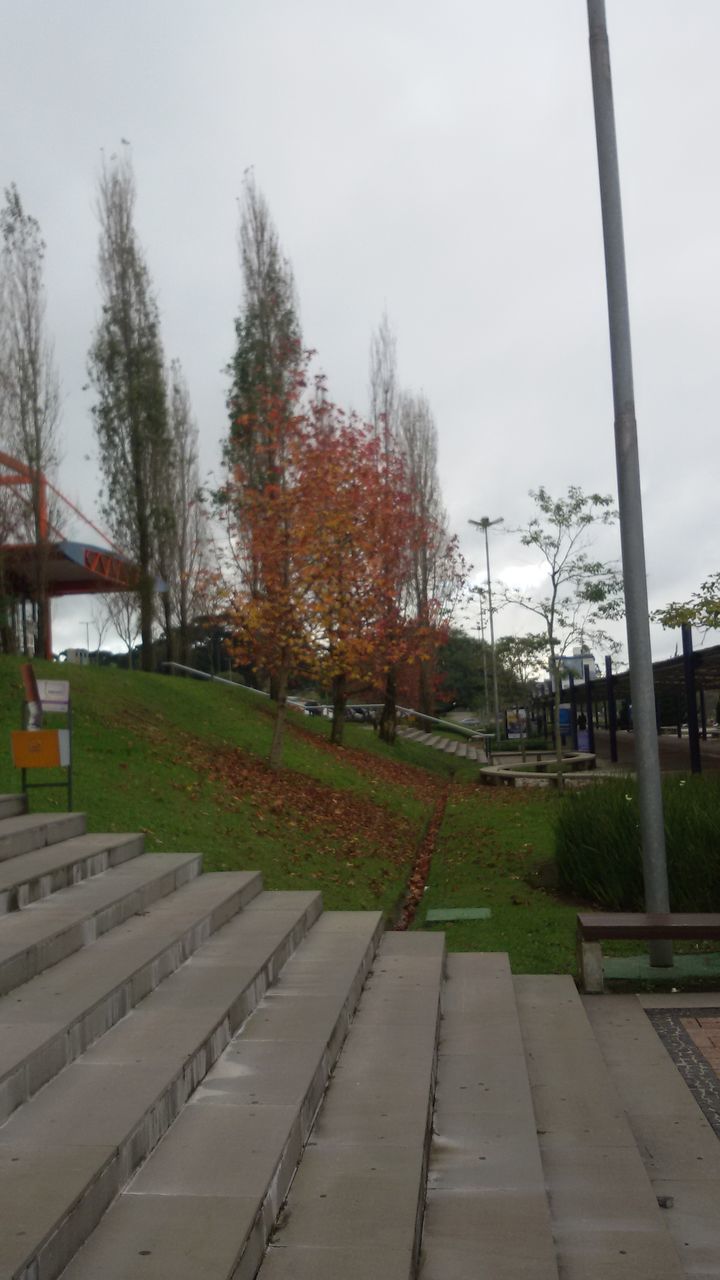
[
  {"x1": 587, "y1": 0, "x2": 671, "y2": 966},
  {"x1": 476, "y1": 588, "x2": 489, "y2": 724},
  {"x1": 469, "y1": 517, "x2": 503, "y2": 742}
]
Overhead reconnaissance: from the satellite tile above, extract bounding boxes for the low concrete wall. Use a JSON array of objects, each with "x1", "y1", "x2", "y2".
[{"x1": 479, "y1": 753, "x2": 605, "y2": 788}]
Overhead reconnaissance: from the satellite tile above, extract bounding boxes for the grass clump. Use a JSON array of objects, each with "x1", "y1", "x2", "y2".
[{"x1": 555, "y1": 775, "x2": 720, "y2": 910}]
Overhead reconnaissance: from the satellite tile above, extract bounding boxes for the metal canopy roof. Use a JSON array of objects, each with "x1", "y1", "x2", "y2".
[
  {"x1": 0, "y1": 540, "x2": 142, "y2": 597},
  {"x1": 533, "y1": 643, "x2": 720, "y2": 706}
]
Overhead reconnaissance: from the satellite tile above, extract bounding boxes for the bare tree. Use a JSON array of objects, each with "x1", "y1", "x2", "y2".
[
  {"x1": 369, "y1": 310, "x2": 398, "y2": 455},
  {"x1": 502, "y1": 486, "x2": 623, "y2": 777},
  {"x1": 88, "y1": 150, "x2": 171, "y2": 672},
  {"x1": 399, "y1": 391, "x2": 461, "y2": 717},
  {"x1": 102, "y1": 591, "x2": 141, "y2": 668},
  {"x1": 367, "y1": 318, "x2": 465, "y2": 732},
  {"x1": 161, "y1": 360, "x2": 209, "y2": 664},
  {"x1": 90, "y1": 601, "x2": 113, "y2": 659},
  {"x1": 0, "y1": 184, "x2": 62, "y2": 653}
]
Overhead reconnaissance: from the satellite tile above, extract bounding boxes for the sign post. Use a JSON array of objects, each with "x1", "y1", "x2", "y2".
[{"x1": 11, "y1": 667, "x2": 73, "y2": 809}]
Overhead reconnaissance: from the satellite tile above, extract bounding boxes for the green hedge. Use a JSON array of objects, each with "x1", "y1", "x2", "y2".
[{"x1": 555, "y1": 775, "x2": 720, "y2": 910}]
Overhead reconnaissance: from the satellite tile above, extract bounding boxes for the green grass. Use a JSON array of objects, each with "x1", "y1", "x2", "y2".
[
  {"x1": 415, "y1": 786, "x2": 578, "y2": 972},
  {"x1": 0, "y1": 658, "x2": 450, "y2": 915},
  {"x1": 0, "y1": 657, "x2": 613, "y2": 977}
]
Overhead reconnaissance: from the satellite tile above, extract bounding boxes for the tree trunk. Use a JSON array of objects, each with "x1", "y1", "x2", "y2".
[
  {"x1": 269, "y1": 664, "x2": 289, "y2": 770},
  {"x1": 419, "y1": 657, "x2": 434, "y2": 718},
  {"x1": 178, "y1": 618, "x2": 190, "y2": 667},
  {"x1": 331, "y1": 671, "x2": 347, "y2": 745},
  {"x1": 552, "y1": 655, "x2": 565, "y2": 791},
  {"x1": 162, "y1": 594, "x2": 175, "y2": 665},
  {"x1": 379, "y1": 666, "x2": 398, "y2": 744},
  {"x1": 519, "y1": 705, "x2": 527, "y2": 763},
  {"x1": 139, "y1": 571, "x2": 154, "y2": 672}
]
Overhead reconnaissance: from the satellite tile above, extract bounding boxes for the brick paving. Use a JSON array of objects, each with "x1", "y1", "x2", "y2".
[
  {"x1": 647, "y1": 1007, "x2": 720, "y2": 1138},
  {"x1": 682, "y1": 1014, "x2": 720, "y2": 1074}
]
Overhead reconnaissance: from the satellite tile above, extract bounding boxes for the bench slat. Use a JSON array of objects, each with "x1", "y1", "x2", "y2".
[{"x1": 578, "y1": 912, "x2": 720, "y2": 941}]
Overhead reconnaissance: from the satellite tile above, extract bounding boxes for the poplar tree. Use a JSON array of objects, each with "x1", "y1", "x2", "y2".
[
  {"x1": 224, "y1": 175, "x2": 302, "y2": 700},
  {"x1": 226, "y1": 173, "x2": 301, "y2": 490},
  {"x1": 88, "y1": 151, "x2": 170, "y2": 671},
  {"x1": 0, "y1": 184, "x2": 61, "y2": 654}
]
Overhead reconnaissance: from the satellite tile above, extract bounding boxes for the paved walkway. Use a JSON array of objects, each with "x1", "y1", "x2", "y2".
[{"x1": 593, "y1": 728, "x2": 720, "y2": 773}]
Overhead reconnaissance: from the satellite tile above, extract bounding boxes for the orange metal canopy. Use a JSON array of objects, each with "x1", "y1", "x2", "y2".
[{"x1": 0, "y1": 539, "x2": 144, "y2": 597}]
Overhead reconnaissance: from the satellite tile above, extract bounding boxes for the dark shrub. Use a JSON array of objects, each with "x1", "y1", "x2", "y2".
[{"x1": 554, "y1": 775, "x2": 720, "y2": 910}]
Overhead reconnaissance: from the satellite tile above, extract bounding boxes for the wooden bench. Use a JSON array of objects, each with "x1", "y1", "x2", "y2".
[{"x1": 577, "y1": 912, "x2": 720, "y2": 992}]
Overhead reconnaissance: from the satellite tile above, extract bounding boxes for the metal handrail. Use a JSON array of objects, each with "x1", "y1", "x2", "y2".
[
  {"x1": 162, "y1": 665, "x2": 485, "y2": 735},
  {"x1": 396, "y1": 707, "x2": 490, "y2": 739},
  {"x1": 161, "y1": 662, "x2": 306, "y2": 707}
]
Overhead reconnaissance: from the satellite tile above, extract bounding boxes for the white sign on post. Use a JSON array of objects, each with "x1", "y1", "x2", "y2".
[{"x1": 36, "y1": 680, "x2": 70, "y2": 714}]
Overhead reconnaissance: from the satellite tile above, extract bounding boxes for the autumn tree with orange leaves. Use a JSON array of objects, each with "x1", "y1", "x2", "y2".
[
  {"x1": 297, "y1": 404, "x2": 423, "y2": 746},
  {"x1": 222, "y1": 367, "x2": 315, "y2": 769},
  {"x1": 223, "y1": 381, "x2": 425, "y2": 762}
]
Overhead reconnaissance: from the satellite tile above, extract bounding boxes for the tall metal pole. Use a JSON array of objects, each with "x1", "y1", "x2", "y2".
[
  {"x1": 484, "y1": 525, "x2": 502, "y2": 743},
  {"x1": 470, "y1": 517, "x2": 503, "y2": 742},
  {"x1": 477, "y1": 591, "x2": 490, "y2": 723},
  {"x1": 587, "y1": 0, "x2": 671, "y2": 963}
]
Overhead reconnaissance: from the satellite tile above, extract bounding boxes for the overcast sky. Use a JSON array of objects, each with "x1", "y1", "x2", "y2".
[{"x1": 2, "y1": 1, "x2": 718, "y2": 662}]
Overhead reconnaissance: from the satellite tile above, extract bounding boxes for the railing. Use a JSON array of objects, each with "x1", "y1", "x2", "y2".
[
  {"x1": 161, "y1": 662, "x2": 308, "y2": 707},
  {"x1": 396, "y1": 707, "x2": 491, "y2": 740},
  {"x1": 162, "y1": 665, "x2": 487, "y2": 737}
]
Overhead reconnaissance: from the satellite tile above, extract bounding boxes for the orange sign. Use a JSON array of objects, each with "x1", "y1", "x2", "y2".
[{"x1": 11, "y1": 730, "x2": 70, "y2": 769}]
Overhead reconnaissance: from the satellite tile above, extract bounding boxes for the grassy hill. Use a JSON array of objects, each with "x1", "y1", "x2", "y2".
[
  {"x1": 0, "y1": 658, "x2": 575, "y2": 971},
  {"x1": 0, "y1": 659, "x2": 475, "y2": 916}
]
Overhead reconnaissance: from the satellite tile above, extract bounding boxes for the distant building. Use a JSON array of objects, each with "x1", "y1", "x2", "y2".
[
  {"x1": 558, "y1": 648, "x2": 601, "y2": 684},
  {"x1": 63, "y1": 648, "x2": 90, "y2": 666}
]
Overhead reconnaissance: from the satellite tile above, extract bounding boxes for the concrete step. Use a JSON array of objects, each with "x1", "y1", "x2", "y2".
[
  {"x1": 0, "y1": 830, "x2": 146, "y2": 913},
  {"x1": 585, "y1": 993, "x2": 720, "y2": 1277},
  {"x1": 514, "y1": 975, "x2": 685, "y2": 1279},
  {"x1": 0, "y1": 851, "x2": 202, "y2": 997},
  {"x1": 60, "y1": 909, "x2": 384, "y2": 1280},
  {"x1": 0, "y1": 810, "x2": 86, "y2": 863},
  {"x1": 0, "y1": 794, "x2": 27, "y2": 820},
  {"x1": 454, "y1": 742, "x2": 468, "y2": 758},
  {"x1": 260, "y1": 931, "x2": 445, "y2": 1280},
  {"x1": 0, "y1": 889, "x2": 324, "y2": 1280},
  {"x1": 0, "y1": 869, "x2": 262, "y2": 1123},
  {"x1": 420, "y1": 953, "x2": 559, "y2": 1280}
]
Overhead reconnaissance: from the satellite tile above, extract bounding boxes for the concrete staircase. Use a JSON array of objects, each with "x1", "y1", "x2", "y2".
[
  {"x1": 398, "y1": 726, "x2": 486, "y2": 761},
  {"x1": 0, "y1": 797, "x2": 716, "y2": 1279}
]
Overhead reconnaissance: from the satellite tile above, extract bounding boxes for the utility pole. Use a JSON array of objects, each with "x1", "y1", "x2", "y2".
[
  {"x1": 469, "y1": 517, "x2": 503, "y2": 742},
  {"x1": 587, "y1": 0, "x2": 671, "y2": 964}
]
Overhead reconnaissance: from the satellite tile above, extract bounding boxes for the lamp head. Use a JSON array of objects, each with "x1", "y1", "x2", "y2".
[{"x1": 469, "y1": 516, "x2": 504, "y2": 531}]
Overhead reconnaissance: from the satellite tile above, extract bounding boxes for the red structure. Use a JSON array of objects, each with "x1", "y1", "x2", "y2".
[{"x1": 0, "y1": 452, "x2": 142, "y2": 658}]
